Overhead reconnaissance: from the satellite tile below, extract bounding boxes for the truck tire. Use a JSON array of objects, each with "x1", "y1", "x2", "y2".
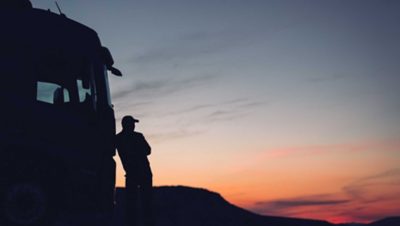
[{"x1": 1, "y1": 179, "x2": 55, "y2": 226}]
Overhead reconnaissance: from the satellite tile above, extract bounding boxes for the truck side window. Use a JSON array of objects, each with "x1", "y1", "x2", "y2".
[
  {"x1": 36, "y1": 81, "x2": 70, "y2": 104},
  {"x1": 77, "y1": 63, "x2": 97, "y2": 111}
]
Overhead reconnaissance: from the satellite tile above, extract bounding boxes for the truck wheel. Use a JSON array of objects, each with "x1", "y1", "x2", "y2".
[{"x1": 1, "y1": 181, "x2": 53, "y2": 226}]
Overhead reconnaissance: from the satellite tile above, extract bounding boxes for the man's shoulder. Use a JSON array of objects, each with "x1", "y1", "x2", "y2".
[
  {"x1": 116, "y1": 131, "x2": 144, "y2": 138},
  {"x1": 133, "y1": 132, "x2": 145, "y2": 138},
  {"x1": 116, "y1": 132, "x2": 123, "y2": 138},
  {"x1": 115, "y1": 131, "x2": 128, "y2": 143}
]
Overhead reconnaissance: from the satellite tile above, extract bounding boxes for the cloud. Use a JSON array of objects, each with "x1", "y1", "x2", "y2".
[
  {"x1": 147, "y1": 129, "x2": 203, "y2": 144},
  {"x1": 112, "y1": 74, "x2": 217, "y2": 101},
  {"x1": 129, "y1": 25, "x2": 289, "y2": 67},
  {"x1": 156, "y1": 98, "x2": 258, "y2": 121},
  {"x1": 147, "y1": 98, "x2": 264, "y2": 140},
  {"x1": 304, "y1": 74, "x2": 347, "y2": 83},
  {"x1": 252, "y1": 193, "x2": 350, "y2": 216},
  {"x1": 237, "y1": 101, "x2": 265, "y2": 109},
  {"x1": 204, "y1": 110, "x2": 247, "y2": 123},
  {"x1": 342, "y1": 168, "x2": 400, "y2": 201},
  {"x1": 263, "y1": 144, "x2": 365, "y2": 159},
  {"x1": 194, "y1": 98, "x2": 265, "y2": 124},
  {"x1": 364, "y1": 168, "x2": 400, "y2": 180},
  {"x1": 161, "y1": 98, "x2": 248, "y2": 116},
  {"x1": 262, "y1": 139, "x2": 400, "y2": 159},
  {"x1": 332, "y1": 168, "x2": 400, "y2": 222},
  {"x1": 137, "y1": 97, "x2": 264, "y2": 126},
  {"x1": 248, "y1": 168, "x2": 400, "y2": 223},
  {"x1": 115, "y1": 101, "x2": 154, "y2": 111},
  {"x1": 179, "y1": 31, "x2": 209, "y2": 42},
  {"x1": 258, "y1": 198, "x2": 350, "y2": 208},
  {"x1": 130, "y1": 31, "x2": 241, "y2": 66}
]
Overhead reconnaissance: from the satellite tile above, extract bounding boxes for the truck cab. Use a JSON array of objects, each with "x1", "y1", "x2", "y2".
[{"x1": 0, "y1": 4, "x2": 120, "y2": 226}]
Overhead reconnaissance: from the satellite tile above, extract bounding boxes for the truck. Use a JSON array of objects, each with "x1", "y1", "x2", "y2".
[{"x1": 0, "y1": 1, "x2": 121, "y2": 225}]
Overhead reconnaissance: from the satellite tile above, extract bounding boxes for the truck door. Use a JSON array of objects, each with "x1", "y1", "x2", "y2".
[{"x1": 33, "y1": 53, "x2": 103, "y2": 195}]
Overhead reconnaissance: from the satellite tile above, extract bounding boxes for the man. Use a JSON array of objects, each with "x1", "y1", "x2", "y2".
[{"x1": 116, "y1": 116, "x2": 153, "y2": 226}]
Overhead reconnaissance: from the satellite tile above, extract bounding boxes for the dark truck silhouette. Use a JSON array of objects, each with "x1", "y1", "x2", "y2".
[{"x1": 0, "y1": 2, "x2": 121, "y2": 226}]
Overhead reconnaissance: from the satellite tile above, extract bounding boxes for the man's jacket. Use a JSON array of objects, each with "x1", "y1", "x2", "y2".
[{"x1": 116, "y1": 131, "x2": 152, "y2": 178}]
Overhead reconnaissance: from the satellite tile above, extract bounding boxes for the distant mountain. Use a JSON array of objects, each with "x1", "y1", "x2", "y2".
[
  {"x1": 336, "y1": 224, "x2": 365, "y2": 226},
  {"x1": 113, "y1": 186, "x2": 399, "y2": 226},
  {"x1": 368, "y1": 217, "x2": 400, "y2": 226},
  {"x1": 337, "y1": 217, "x2": 400, "y2": 226},
  {"x1": 337, "y1": 224, "x2": 365, "y2": 226},
  {"x1": 114, "y1": 186, "x2": 325, "y2": 226}
]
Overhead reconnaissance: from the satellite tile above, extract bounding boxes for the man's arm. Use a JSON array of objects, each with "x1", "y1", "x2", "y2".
[
  {"x1": 115, "y1": 134, "x2": 128, "y2": 173},
  {"x1": 141, "y1": 134, "x2": 151, "y2": 155}
]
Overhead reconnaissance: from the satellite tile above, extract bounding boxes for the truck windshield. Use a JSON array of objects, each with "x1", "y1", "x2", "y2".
[{"x1": 36, "y1": 60, "x2": 97, "y2": 110}]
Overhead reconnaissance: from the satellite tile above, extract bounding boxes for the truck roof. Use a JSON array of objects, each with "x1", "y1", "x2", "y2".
[{"x1": 0, "y1": 7, "x2": 102, "y2": 57}]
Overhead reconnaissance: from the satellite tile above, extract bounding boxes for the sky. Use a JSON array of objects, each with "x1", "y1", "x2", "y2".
[{"x1": 33, "y1": 0, "x2": 400, "y2": 223}]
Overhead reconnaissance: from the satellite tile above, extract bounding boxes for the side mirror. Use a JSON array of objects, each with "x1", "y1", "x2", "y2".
[
  {"x1": 110, "y1": 67, "x2": 122, "y2": 77},
  {"x1": 101, "y1": 47, "x2": 114, "y2": 67},
  {"x1": 101, "y1": 47, "x2": 123, "y2": 76}
]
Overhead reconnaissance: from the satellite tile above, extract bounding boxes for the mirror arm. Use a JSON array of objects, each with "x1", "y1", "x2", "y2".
[{"x1": 109, "y1": 66, "x2": 122, "y2": 77}]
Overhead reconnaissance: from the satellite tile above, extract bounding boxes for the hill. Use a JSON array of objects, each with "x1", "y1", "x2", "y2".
[
  {"x1": 113, "y1": 186, "x2": 400, "y2": 226},
  {"x1": 115, "y1": 186, "x2": 332, "y2": 226},
  {"x1": 368, "y1": 217, "x2": 400, "y2": 226}
]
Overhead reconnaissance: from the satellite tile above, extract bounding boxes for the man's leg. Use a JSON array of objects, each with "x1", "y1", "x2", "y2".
[
  {"x1": 141, "y1": 175, "x2": 154, "y2": 226},
  {"x1": 126, "y1": 177, "x2": 138, "y2": 226}
]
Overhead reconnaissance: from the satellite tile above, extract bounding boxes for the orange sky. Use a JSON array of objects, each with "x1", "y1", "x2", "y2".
[{"x1": 114, "y1": 133, "x2": 400, "y2": 223}]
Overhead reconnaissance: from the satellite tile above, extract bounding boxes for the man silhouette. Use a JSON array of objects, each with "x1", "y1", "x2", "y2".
[{"x1": 116, "y1": 116, "x2": 153, "y2": 226}]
